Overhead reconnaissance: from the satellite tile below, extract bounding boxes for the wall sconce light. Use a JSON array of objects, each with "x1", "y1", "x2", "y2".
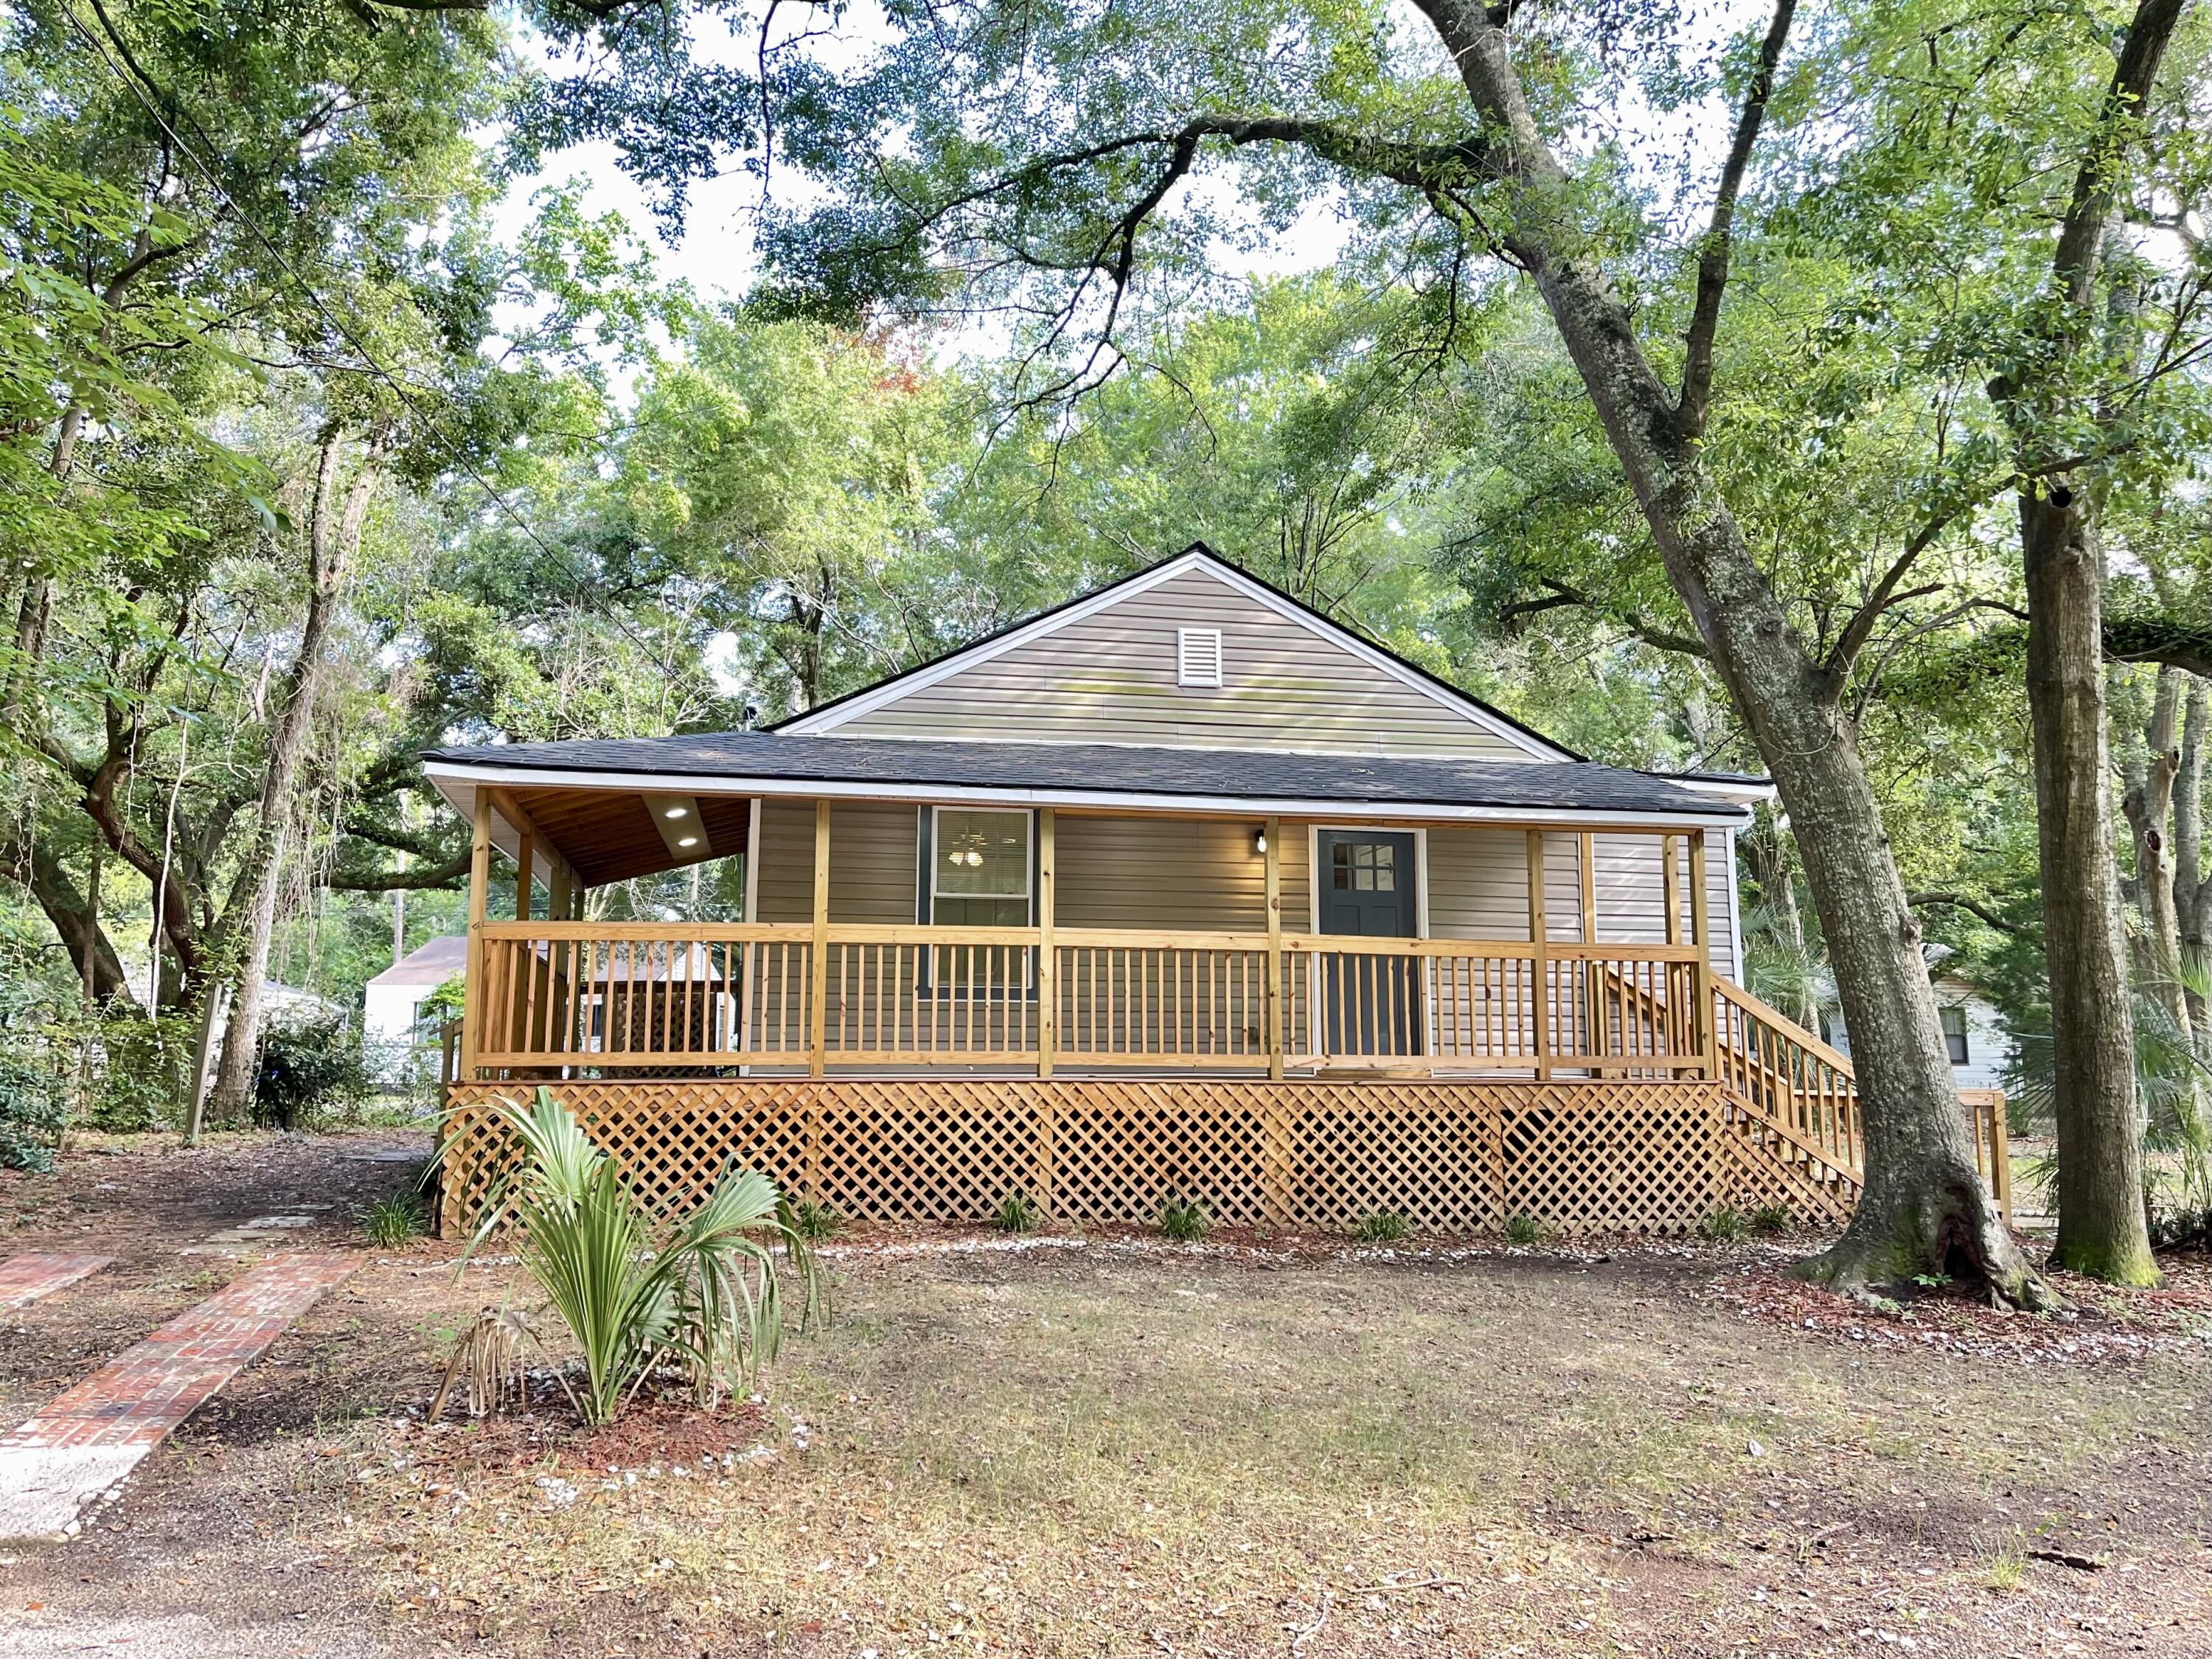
[{"x1": 1254, "y1": 829, "x2": 1268, "y2": 855}]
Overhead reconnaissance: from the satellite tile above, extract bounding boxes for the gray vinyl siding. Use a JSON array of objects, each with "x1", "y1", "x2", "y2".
[
  {"x1": 753, "y1": 801, "x2": 1734, "y2": 977},
  {"x1": 1591, "y1": 832, "x2": 1737, "y2": 980},
  {"x1": 754, "y1": 799, "x2": 918, "y2": 925},
  {"x1": 827, "y1": 566, "x2": 1537, "y2": 759},
  {"x1": 736, "y1": 797, "x2": 1733, "y2": 1070},
  {"x1": 1424, "y1": 829, "x2": 1585, "y2": 942},
  {"x1": 1054, "y1": 815, "x2": 1279, "y2": 931}
]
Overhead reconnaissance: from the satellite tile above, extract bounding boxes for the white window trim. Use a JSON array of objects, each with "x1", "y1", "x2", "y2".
[
  {"x1": 1176, "y1": 625, "x2": 1223, "y2": 687},
  {"x1": 924, "y1": 804, "x2": 1035, "y2": 925}
]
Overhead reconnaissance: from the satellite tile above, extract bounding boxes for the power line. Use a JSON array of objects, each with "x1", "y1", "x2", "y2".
[{"x1": 60, "y1": 0, "x2": 671, "y2": 661}]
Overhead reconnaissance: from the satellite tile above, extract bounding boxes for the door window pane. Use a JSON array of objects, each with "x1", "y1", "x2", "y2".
[{"x1": 1332, "y1": 840, "x2": 1396, "y2": 891}]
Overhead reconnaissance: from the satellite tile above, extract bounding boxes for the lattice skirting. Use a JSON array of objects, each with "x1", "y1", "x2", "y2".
[{"x1": 437, "y1": 1077, "x2": 1852, "y2": 1239}]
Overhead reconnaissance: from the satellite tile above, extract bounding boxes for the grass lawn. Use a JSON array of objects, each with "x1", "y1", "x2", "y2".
[{"x1": 1, "y1": 1134, "x2": 2208, "y2": 1657}]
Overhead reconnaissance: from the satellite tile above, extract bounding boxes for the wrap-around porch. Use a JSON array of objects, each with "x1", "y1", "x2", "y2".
[
  {"x1": 427, "y1": 751, "x2": 2007, "y2": 1239},
  {"x1": 459, "y1": 794, "x2": 1733, "y2": 1082}
]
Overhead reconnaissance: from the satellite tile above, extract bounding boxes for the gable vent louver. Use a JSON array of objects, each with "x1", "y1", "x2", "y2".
[{"x1": 1177, "y1": 626, "x2": 1223, "y2": 687}]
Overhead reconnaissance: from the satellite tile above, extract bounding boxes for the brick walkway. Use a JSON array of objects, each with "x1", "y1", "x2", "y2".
[
  {"x1": 0, "y1": 1253, "x2": 111, "y2": 1311},
  {"x1": 0, "y1": 1255, "x2": 355, "y2": 1541}
]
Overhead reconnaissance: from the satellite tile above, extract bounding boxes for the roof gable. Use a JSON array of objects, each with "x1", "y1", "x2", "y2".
[{"x1": 775, "y1": 546, "x2": 1573, "y2": 762}]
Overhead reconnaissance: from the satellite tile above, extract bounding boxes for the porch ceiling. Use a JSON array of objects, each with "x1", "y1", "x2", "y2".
[{"x1": 484, "y1": 786, "x2": 753, "y2": 887}]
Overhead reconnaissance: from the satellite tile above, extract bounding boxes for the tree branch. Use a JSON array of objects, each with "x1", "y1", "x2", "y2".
[
  {"x1": 1678, "y1": 0, "x2": 1798, "y2": 440},
  {"x1": 1908, "y1": 891, "x2": 2028, "y2": 936},
  {"x1": 321, "y1": 849, "x2": 471, "y2": 892},
  {"x1": 1500, "y1": 577, "x2": 1711, "y2": 658}
]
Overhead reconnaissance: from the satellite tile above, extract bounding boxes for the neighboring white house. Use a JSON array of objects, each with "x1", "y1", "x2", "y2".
[
  {"x1": 1817, "y1": 963, "x2": 2015, "y2": 1091},
  {"x1": 363, "y1": 935, "x2": 467, "y2": 1066}
]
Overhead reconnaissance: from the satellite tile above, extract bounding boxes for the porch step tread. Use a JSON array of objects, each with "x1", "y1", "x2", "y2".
[{"x1": 0, "y1": 1255, "x2": 354, "y2": 1542}]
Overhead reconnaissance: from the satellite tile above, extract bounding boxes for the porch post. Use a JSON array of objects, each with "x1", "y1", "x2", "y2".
[
  {"x1": 1037, "y1": 807, "x2": 1056, "y2": 1078},
  {"x1": 1579, "y1": 831, "x2": 1601, "y2": 1076},
  {"x1": 1526, "y1": 830, "x2": 1551, "y2": 1079},
  {"x1": 1264, "y1": 815, "x2": 1284, "y2": 1079},
  {"x1": 1661, "y1": 833, "x2": 1683, "y2": 945},
  {"x1": 809, "y1": 799, "x2": 830, "y2": 1077},
  {"x1": 459, "y1": 789, "x2": 492, "y2": 1082},
  {"x1": 1689, "y1": 829, "x2": 1717, "y2": 1079}
]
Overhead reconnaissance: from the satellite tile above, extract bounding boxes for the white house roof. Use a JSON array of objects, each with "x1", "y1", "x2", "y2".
[{"x1": 365, "y1": 934, "x2": 467, "y2": 990}]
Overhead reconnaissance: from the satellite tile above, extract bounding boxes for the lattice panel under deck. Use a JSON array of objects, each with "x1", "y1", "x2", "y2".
[
  {"x1": 1500, "y1": 1089, "x2": 1718, "y2": 1234},
  {"x1": 1290, "y1": 1098, "x2": 1502, "y2": 1231},
  {"x1": 440, "y1": 1077, "x2": 1823, "y2": 1239}
]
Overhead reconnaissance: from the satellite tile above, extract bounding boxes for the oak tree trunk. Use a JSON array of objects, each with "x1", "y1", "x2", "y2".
[
  {"x1": 1997, "y1": 0, "x2": 2182, "y2": 1284},
  {"x1": 2176, "y1": 681, "x2": 2211, "y2": 1045},
  {"x1": 1424, "y1": 3, "x2": 2039, "y2": 1300},
  {"x1": 2121, "y1": 666, "x2": 2187, "y2": 1037}
]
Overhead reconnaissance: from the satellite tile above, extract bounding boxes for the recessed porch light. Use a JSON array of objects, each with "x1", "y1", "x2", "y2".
[
  {"x1": 664, "y1": 806, "x2": 687, "y2": 818},
  {"x1": 678, "y1": 835, "x2": 700, "y2": 848}
]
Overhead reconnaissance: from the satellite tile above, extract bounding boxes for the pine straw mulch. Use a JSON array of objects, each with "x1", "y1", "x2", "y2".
[{"x1": 1704, "y1": 1242, "x2": 2212, "y2": 1366}]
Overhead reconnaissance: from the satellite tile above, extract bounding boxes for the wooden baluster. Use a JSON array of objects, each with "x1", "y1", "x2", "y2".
[{"x1": 1037, "y1": 808, "x2": 1056, "y2": 1076}]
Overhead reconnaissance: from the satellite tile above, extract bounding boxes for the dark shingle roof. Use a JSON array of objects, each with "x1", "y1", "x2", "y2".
[{"x1": 422, "y1": 731, "x2": 1743, "y2": 821}]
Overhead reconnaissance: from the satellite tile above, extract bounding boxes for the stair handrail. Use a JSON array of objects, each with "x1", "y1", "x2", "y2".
[{"x1": 1709, "y1": 976, "x2": 1864, "y2": 1180}]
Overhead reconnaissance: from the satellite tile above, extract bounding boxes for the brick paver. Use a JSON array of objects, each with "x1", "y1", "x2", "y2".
[
  {"x1": 0, "y1": 1255, "x2": 354, "y2": 1540},
  {"x1": 0, "y1": 1253, "x2": 112, "y2": 1311}
]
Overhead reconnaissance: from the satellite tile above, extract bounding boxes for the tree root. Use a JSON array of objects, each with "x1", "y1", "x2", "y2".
[{"x1": 1792, "y1": 1180, "x2": 2060, "y2": 1312}]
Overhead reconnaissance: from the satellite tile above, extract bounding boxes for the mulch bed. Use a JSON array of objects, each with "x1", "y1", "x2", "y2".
[{"x1": 1707, "y1": 1246, "x2": 2212, "y2": 1366}]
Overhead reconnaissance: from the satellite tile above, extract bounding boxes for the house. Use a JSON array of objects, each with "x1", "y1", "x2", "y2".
[
  {"x1": 362, "y1": 935, "x2": 467, "y2": 1066},
  {"x1": 1818, "y1": 967, "x2": 2017, "y2": 1095},
  {"x1": 422, "y1": 545, "x2": 2008, "y2": 1234}
]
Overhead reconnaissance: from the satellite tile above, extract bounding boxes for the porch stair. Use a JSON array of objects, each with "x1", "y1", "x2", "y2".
[{"x1": 1705, "y1": 978, "x2": 2012, "y2": 1225}]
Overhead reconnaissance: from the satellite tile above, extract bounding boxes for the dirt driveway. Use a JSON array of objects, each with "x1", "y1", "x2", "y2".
[{"x1": 1, "y1": 1132, "x2": 2208, "y2": 1658}]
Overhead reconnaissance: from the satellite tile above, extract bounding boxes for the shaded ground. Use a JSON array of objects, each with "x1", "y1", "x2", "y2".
[{"x1": 1, "y1": 1132, "x2": 2208, "y2": 1658}]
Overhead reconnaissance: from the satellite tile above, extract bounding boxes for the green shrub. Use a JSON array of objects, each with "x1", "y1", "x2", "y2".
[
  {"x1": 254, "y1": 1008, "x2": 372, "y2": 1130},
  {"x1": 995, "y1": 1192, "x2": 1040, "y2": 1234},
  {"x1": 1503, "y1": 1212, "x2": 1547, "y2": 1245},
  {"x1": 439, "y1": 1087, "x2": 828, "y2": 1425},
  {"x1": 1749, "y1": 1203, "x2": 1793, "y2": 1237},
  {"x1": 1698, "y1": 1207, "x2": 1747, "y2": 1242},
  {"x1": 0, "y1": 1048, "x2": 63, "y2": 1172},
  {"x1": 1159, "y1": 1197, "x2": 1210, "y2": 1242},
  {"x1": 1356, "y1": 1211, "x2": 1411, "y2": 1243},
  {"x1": 781, "y1": 1195, "x2": 844, "y2": 1242},
  {"x1": 359, "y1": 1190, "x2": 428, "y2": 1248}
]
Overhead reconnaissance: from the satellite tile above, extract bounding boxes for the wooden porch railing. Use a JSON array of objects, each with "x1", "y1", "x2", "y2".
[
  {"x1": 467, "y1": 922, "x2": 1714, "y2": 1078},
  {"x1": 463, "y1": 919, "x2": 2010, "y2": 1222}
]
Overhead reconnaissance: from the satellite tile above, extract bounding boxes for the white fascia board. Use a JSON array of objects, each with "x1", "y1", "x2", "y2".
[
  {"x1": 422, "y1": 760, "x2": 1750, "y2": 834},
  {"x1": 1668, "y1": 775, "x2": 1779, "y2": 806},
  {"x1": 431, "y1": 774, "x2": 557, "y2": 887},
  {"x1": 779, "y1": 549, "x2": 1573, "y2": 763}
]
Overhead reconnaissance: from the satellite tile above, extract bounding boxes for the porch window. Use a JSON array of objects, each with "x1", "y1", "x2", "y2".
[
  {"x1": 926, "y1": 807, "x2": 1032, "y2": 926},
  {"x1": 1940, "y1": 1004, "x2": 1969, "y2": 1065}
]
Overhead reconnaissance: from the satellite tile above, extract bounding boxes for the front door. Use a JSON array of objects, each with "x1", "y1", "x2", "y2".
[{"x1": 1316, "y1": 830, "x2": 1421, "y2": 1057}]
